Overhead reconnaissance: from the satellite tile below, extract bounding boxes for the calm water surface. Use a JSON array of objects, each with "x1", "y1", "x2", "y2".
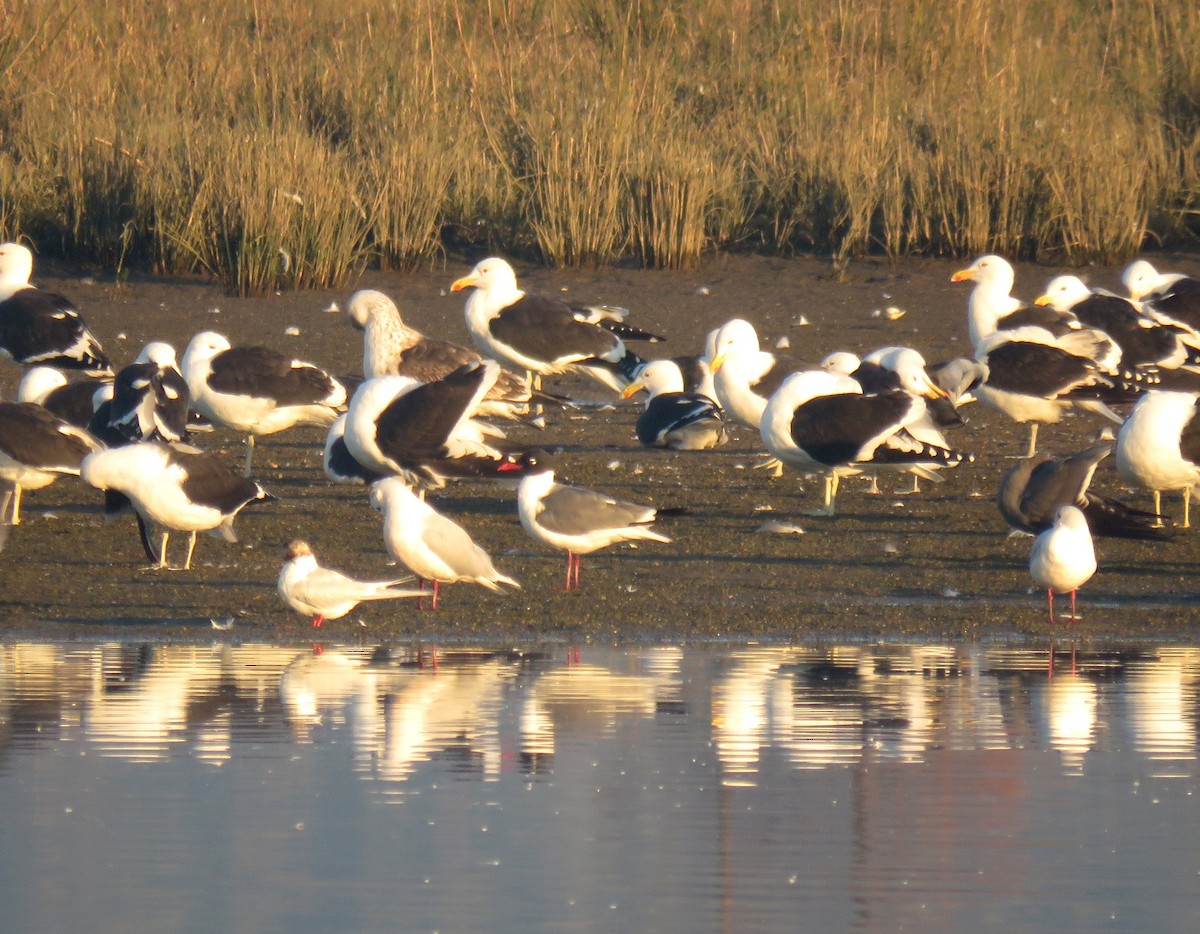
[{"x1": 0, "y1": 640, "x2": 1197, "y2": 933}]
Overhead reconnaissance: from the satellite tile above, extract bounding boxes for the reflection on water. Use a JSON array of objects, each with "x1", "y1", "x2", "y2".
[{"x1": 0, "y1": 640, "x2": 1197, "y2": 931}]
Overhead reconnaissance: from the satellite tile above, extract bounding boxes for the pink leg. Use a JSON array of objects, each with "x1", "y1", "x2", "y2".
[
  {"x1": 311, "y1": 615, "x2": 324, "y2": 629},
  {"x1": 417, "y1": 579, "x2": 426, "y2": 611},
  {"x1": 572, "y1": 553, "x2": 582, "y2": 590},
  {"x1": 564, "y1": 552, "x2": 575, "y2": 591},
  {"x1": 1068, "y1": 589, "x2": 1078, "y2": 622},
  {"x1": 1046, "y1": 589, "x2": 1055, "y2": 625},
  {"x1": 431, "y1": 580, "x2": 440, "y2": 610}
]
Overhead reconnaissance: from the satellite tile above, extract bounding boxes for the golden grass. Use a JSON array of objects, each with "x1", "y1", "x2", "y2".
[{"x1": 0, "y1": 0, "x2": 1198, "y2": 292}]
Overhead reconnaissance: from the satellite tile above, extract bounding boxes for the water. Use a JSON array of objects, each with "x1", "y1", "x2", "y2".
[{"x1": 0, "y1": 640, "x2": 1197, "y2": 933}]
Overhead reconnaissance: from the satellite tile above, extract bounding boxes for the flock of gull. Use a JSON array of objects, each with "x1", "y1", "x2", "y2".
[{"x1": 1, "y1": 240, "x2": 1200, "y2": 627}]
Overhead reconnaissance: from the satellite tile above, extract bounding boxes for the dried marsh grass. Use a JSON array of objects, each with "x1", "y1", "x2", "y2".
[{"x1": 0, "y1": 0, "x2": 1197, "y2": 292}]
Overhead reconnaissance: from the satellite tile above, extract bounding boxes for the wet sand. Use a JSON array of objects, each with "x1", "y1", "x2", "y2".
[{"x1": 4, "y1": 252, "x2": 1200, "y2": 644}]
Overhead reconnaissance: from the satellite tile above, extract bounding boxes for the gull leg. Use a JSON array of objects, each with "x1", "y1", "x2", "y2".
[
  {"x1": 311, "y1": 615, "x2": 324, "y2": 628},
  {"x1": 158, "y1": 532, "x2": 170, "y2": 569},
  {"x1": 243, "y1": 434, "x2": 255, "y2": 477},
  {"x1": 1068, "y1": 589, "x2": 1079, "y2": 622},
  {"x1": 430, "y1": 579, "x2": 440, "y2": 610},
  {"x1": 866, "y1": 474, "x2": 880, "y2": 495},
  {"x1": 183, "y1": 532, "x2": 198, "y2": 570},
  {"x1": 1026, "y1": 423, "x2": 1039, "y2": 459},
  {"x1": 1184, "y1": 487, "x2": 1192, "y2": 529},
  {"x1": 10, "y1": 485, "x2": 22, "y2": 526},
  {"x1": 0, "y1": 487, "x2": 12, "y2": 525},
  {"x1": 1153, "y1": 490, "x2": 1164, "y2": 528},
  {"x1": 1046, "y1": 589, "x2": 1055, "y2": 625},
  {"x1": 564, "y1": 552, "x2": 575, "y2": 591}
]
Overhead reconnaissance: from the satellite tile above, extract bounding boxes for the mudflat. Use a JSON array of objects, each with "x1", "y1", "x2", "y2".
[{"x1": 4, "y1": 252, "x2": 1199, "y2": 644}]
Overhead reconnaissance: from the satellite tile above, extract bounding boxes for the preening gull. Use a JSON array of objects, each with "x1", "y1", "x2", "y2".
[
  {"x1": 0, "y1": 400, "x2": 103, "y2": 525},
  {"x1": 516, "y1": 451, "x2": 672, "y2": 591},
  {"x1": 278, "y1": 539, "x2": 422, "y2": 627},
  {"x1": 181, "y1": 330, "x2": 346, "y2": 475},
  {"x1": 1115, "y1": 390, "x2": 1200, "y2": 528},
  {"x1": 622, "y1": 358, "x2": 727, "y2": 450},
  {"x1": 347, "y1": 288, "x2": 568, "y2": 420},
  {"x1": 759, "y1": 370, "x2": 971, "y2": 516},
  {"x1": 101, "y1": 341, "x2": 191, "y2": 444},
  {"x1": 1029, "y1": 505, "x2": 1097, "y2": 623},
  {"x1": 451, "y1": 257, "x2": 662, "y2": 393},
  {"x1": 369, "y1": 476, "x2": 519, "y2": 609},
  {"x1": 997, "y1": 442, "x2": 1168, "y2": 540},
  {"x1": 81, "y1": 442, "x2": 273, "y2": 569},
  {"x1": 342, "y1": 362, "x2": 527, "y2": 492},
  {"x1": 0, "y1": 242, "x2": 113, "y2": 375}
]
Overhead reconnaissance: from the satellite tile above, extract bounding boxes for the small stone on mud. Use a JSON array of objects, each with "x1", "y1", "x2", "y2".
[{"x1": 757, "y1": 520, "x2": 805, "y2": 535}]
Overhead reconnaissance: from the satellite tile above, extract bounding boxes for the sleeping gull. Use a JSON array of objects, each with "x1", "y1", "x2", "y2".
[
  {"x1": 0, "y1": 400, "x2": 103, "y2": 525},
  {"x1": 997, "y1": 442, "x2": 1168, "y2": 540},
  {"x1": 760, "y1": 369, "x2": 971, "y2": 516}
]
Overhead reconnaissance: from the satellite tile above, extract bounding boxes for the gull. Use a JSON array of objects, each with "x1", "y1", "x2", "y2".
[
  {"x1": 621, "y1": 358, "x2": 727, "y2": 450},
  {"x1": 998, "y1": 442, "x2": 1168, "y2": 540},
  {"x1": 451, "y1": 257, "x2": 662, "y2": 393},
  {"x1": 181, "y1": 330, "x2": 346, "y2": 475},
  {"x1": 760, "y1": 370, "x2": 971, "y2": 516},
  {"x1": 0, "y1": 400, "x2": 103, "y2": 525},
  {"x1": 277, "y1": 539, "x2": 422, "y2": 627},
  {"x1": 1115, "y1": 390, "x2": 1200, "y2": 527},
  {"x1": 516, "y1": 451, "x2": 671, "y2": 591},
  {"x1": 370, "y1": 476, "x2": 520, "y2": 609},
  {"x1": 1029, "y1": 505, "x2": 1097, "y2": 624},
  {"x1": 81, "y1": 442, "x2": 273, "y2": 569},
  {"x1": 0, "y1": 242, "x2": 113, "y2": 375}
]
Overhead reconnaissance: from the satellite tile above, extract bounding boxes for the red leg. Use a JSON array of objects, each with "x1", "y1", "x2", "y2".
[
  {"x1": 311, "y1": 615, "x2": 324, "y2": 628},
  {"x1": 1046, "y1": 589, "x2": 1055, "y2": 625},
  {"x1": 431, "y1": 580, "x2": 440, "y2": 610},
  {"x1": 1068, "y1": 589, "x2": 1078, "y2": 622},
  {"x1": 570, "y1": 553, "x2": 582, "y2": 590},
  {"x1": 417, "y1": 579, "x2": 428, "y2": 610},
  {"x1": 564, "y1": 552, "x2": 574, "y2": 591}
]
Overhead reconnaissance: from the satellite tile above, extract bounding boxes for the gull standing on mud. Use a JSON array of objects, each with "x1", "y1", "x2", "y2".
[
  {"x1": 516, "y1": 451, "x2": 672, "y2": 591},
  {"x1": 0, "y1": 400, "x2": 103, "y2": 525},
  {"x1": 277, "y1": 539, "x2": 422, "y2": 628},
  {"x1": 0, "y1": 242, "x2": 113, "y2": 376},
  {"x1": 760, "y1": 369, "x2": 971, "y2": 517},
  {"x1": 1029, "y1": 505, "x2": 1097, "y2": 623},
  {"x1": 181, "y1": 330, "x2": 346, "y2": 475},
  {"x1": 370, "y1": 476, "x2": 520, "y2": 609},
  {"x1": 451, "y1": 257, "x2": 662, "y2": 393},
  {"x1": 81, "y1": 442, "x2": 273, "y2": 569},
  {"x1": 1115, "y1": 390, "x2": 1200, "y2": 528}
]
